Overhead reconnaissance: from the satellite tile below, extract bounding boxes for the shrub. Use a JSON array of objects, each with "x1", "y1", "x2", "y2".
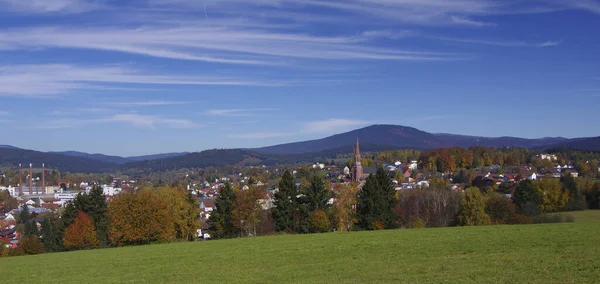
[
  {"x1": 409, "y1": 217, "x2": 426, "y2": 229},
  {"x1": 8, "y1": 247, "x2": 25, "y2": 257},
  {"x1": 564, "y1": 214, "x2": 575, "y2": 223},
  {"x1": 507, "y1": 214, "x2": 532, "y2": 225},
  {"x1": 550, "y1": 214, "x2": 563, "y2": 223},
  {"x1": 20, "y1": 236, "x2": 45, "y2": 255},
  {"x1": 309, "y1": 210, "x2": 330, "y2": 233},
  {"x1": 485, "y1": 196, "x2": 516, "y2": 224}
]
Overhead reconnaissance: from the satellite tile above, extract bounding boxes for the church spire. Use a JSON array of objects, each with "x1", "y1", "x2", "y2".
[{"x1": 353, "y1": 137, "x2": 363, "y2": 182}]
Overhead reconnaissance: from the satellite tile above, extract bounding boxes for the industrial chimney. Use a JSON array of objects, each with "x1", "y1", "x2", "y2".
[
  {"x1": 29, "y1": 163, "x2": 33, "y2": 195},
  {"x1": 42, "y1": 163, "x2": 45, "y2": 194},
  {"x1": 19, "y1": 163, "x2": 23, "y2": 196}
]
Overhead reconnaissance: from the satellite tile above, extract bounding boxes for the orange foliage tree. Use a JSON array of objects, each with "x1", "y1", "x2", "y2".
[
  {"x1": 108, "y1": 190, "x2": 174, "y2": 245},
  {"x1": 62, "y1": 211, "x2": 99, "y2": 249},
  {"x1": 232, "y1": 188, "x2": 264, "y2": 237}
]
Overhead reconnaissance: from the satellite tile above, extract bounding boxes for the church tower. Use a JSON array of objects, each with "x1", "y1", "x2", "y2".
[{"x1": 353, "y1": 138, "x2": 363, "y2": 182}]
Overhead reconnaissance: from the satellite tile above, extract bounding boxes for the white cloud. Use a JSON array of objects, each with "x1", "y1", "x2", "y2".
[
  {"x1": 0, "y1": 25, "x2": 460, "y2": 64},
  {"x1": 0, "y1": 0, "x2": 99, "y2": 13},
  {"x1": 450, "y1": 16, "x2": 497, "y2": 27},
  {"x1": 537, "y1": 40, "x2": 562, "y2": 47},
  {"x1": 228, "y1": 132, "x2": 291, "y2": 139},
  {"x1": 302, "y1": 118, "x2": 370, "y2": 133},
  {"x1": 108, "y1": 101, "x2": 192, "y2": 107},
  {"x1": 423, "y1": 36, "x2": 560, "y2": 47},
  {"x1": 0, "y1": 111, "x2": 10, "y2": 115},
  {"x1": 202, "y1": 109, "x2": 275, "y2": 117},
  {"x1": 37, "y1": 113, "x2": 199, "y2": 129},
  {"x1": 0, "y1": 64, "x2": 286, "y2": 97}
]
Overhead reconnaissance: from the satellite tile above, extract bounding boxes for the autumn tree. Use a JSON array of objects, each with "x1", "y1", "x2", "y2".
[
  {"x1": 72, "y1": 186, "x2": 109, "y2": 245},
  {"x1": 232, "y1": 188, "x2": 264, "y2": 237},
  {"x1": 108, "y1": 190, "x2": 174, "y2": 245},
  {"x1": 272, "y1": 170, "x2": 299, "y2": 233},
  {"x1": 62, "y1": 211, "x2": 99, "y2": 249},
  {"x1": 537, "y1": 179, "x2": 569, "y2": 212},
  {"x1": 332, "y1": 183, "x2": 358, "y2": 232},
  {"x1": 485, "y1": 195, "x2": 516, "y2": 224},
  {"x1": 309, "y1": 210, "x2": 330, "y2": 233},
  {"x1": 208, "y1": 182, "x2": 237, "y2": 239},
  {"x1": 458, "y1": 187, "x2": 490, "y2": 226},
  {"x1": 357, "y1": 168, "x2": 396, "y2": 230},
  {"x1": 155, "y1": 187, "x2": 198, "y2": 241},
  {"x1": 0, "y1": 190, "x2": 18, "y2": 211}
]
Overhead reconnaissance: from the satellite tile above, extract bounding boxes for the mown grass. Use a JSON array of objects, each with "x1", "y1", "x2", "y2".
[
  {"x1": 553, "y1": 210, "x2": 600, "y2": 223},
  {"x1": 2, "y1": 212, "x2": 600, "y2": 283}
]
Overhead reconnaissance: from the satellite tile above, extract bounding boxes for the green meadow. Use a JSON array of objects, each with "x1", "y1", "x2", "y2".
[{"x1": 2, "y1": 211, "x2": 600, "y2": 283}]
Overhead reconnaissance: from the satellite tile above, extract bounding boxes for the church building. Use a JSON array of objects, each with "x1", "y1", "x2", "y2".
[{"x1": 352, "y1": 139, "x2": 376, "y2": 182}]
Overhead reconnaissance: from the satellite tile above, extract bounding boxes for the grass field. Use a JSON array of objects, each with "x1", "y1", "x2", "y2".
[{"x1": 2, "y1": 211, "x2": 600, "y2": 283}]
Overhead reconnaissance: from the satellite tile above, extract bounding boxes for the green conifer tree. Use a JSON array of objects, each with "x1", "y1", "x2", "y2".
[
  {"x1": 272, "y1": 170, "x2": 299, "y2": 233},
  {"x1": 40, "y1": 216, "x2": 63, "y2": 252},
  {"x1": 303, "y1": 175, "x2": 331, "y2": 212},
  {"x1": 18, "y1": 204, "x2": 31, "y2": 224},
  {"x1": 208, "y1": 182, "x2": 236, "y2": 239},
  {"x1": 24, "y1": 220, "x2": 39, "y2": 237},
  {"x1": 87, "y1": 186, "x2": 109, "y2": 245},
  {"x1": 357, "y1": 168, "x2": 396, "y2": 230},
  {"x1": 60, "y1": 201, "x2": 78, "y2": 228}
]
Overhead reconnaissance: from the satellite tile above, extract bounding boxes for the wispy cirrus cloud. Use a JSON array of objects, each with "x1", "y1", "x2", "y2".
[
  {"x1": 0, "y1": 111, "x2": 10, "y2": 115},
  {"x1": 423, "y1": 35, "x2": 561, "y2": 47},
  {"x1": 0, "y1": 64, "x2": 287, "y2": 98},
  {"x1": 228, "y1": 132, "x2": 291, "y2": 139},
  {"x1": 202, "y1": 109, "x2": 276, "y2": 117},
  {"x1": 0, "y1": 25, "x2": 458, "y2": 64},
  {"x1": 302, "y1": 118, "x2": 371, "y2": 133},
  {"x1": 537, "y1": 40, "x2": 562, "y2": 47},
  {"x1": 37, "y1": 113, "x2": 199, "y2": 129},
  {"x1": 229, "y1": 118, "x2": 371, "y2": 139},
  {"x1": 0, "y1": 0, "x2": 100, "y2": 13},
  {"x1": 450, "y1": 16, "x2": 497, "y2": 27},
  {"x1": 108, "y1": 101, "x2": 192, "y2": 107}
]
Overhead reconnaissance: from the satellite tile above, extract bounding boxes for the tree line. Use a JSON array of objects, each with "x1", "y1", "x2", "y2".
[
  {"x1": 208, "y1": 168, "x2": 600, "y2": 241},
  {"x1": 1, "y1": 185, "x2": 198, "y2": 257}
]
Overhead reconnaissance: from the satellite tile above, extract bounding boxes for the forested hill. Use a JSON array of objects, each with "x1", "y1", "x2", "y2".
[
  {"x1": 1, "y1": 124, "x2": 599, "y2": 173},
  {"x1": 255, "y1": 124, "x2": 570, "y2": 154}
]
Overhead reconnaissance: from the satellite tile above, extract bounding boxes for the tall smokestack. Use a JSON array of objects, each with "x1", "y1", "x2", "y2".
[
  {"x1": 19, "y1": 163, "x2": 22, "y2": 196},
  {"x1": 42, "y1": 163, "x2": 45, "y2": 194},
  {"x1": 29, "y1": 163, "x2": 33, "y2": 195}
]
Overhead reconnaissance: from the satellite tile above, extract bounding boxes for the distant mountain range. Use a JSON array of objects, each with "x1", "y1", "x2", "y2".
[
  {"x1": 49, "y1": 151, "x2": 190, "y2": 164},
  {"x1": 1, "y1": 124, "x2": 599, "y2": 173},
  {"x1": 255, "y1": 125, "x2": 571, "y2": 154}
]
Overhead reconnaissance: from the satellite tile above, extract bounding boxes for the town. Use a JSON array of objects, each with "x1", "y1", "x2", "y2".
[{"x1": 2, "y1": 140, "x2": 599, "y2": 256}]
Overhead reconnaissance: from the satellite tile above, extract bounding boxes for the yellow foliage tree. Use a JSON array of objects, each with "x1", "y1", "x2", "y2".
[
  {"x1": 537, "y1": 179, "x2": 569, "y2": 212},
  {"x1": 108, "y1": 190, "x2": 175, "y2": 245}
]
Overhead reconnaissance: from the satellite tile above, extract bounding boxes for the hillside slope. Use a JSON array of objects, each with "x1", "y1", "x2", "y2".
[
  {"x1": 1, "y1": 222, "x2": 598, "y2": 283},
  {"x1": 0, "y1": 148, "x2": 114, "y2": 172},
  {"x1": 256, "y1": 124, "x2": 568, "y2": 154}
]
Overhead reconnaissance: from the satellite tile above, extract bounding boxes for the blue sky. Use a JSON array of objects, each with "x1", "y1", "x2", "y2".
[{"x1": 1, "y1": 0, "x2": 599, "y2": 156}]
